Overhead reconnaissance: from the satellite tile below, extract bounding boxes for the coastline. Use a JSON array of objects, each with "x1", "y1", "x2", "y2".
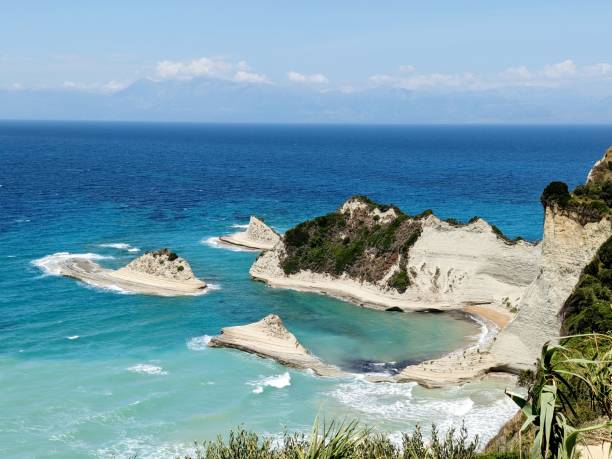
[{"x1": 250, "y1": 267, "x2": 519, "y2": 386}]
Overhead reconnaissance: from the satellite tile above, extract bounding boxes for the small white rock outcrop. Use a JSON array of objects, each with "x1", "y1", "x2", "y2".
[
  {"x1": 220, "y1": 216, "x2": 281, "y2": 250},
  {"x1": 209, "y1": 314, "x2": 344, "y2": 376}
]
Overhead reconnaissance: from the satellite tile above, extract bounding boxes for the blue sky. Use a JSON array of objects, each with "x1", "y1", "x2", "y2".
[{"x1": 2, "y1": 0, "x2": 612, "y2": 92}]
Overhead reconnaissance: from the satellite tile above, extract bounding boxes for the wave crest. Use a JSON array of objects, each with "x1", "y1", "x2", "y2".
[
  {"x1": 248, "y1": 372, "x2": 291, "y2": 394},
  {"x1": 32, "y1": 252, "x2": 113, "y2": 277},
  {"x1": 97, "y1": 243, "x2": 140, "y2": 253},
  {"x1": 127, "y1": 364, "x2": 168, "y2": 376}
]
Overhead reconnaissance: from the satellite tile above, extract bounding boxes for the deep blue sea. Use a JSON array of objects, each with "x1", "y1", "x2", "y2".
[{"x1": 1, "y1": 122, "x2": 611, "y2": 458}]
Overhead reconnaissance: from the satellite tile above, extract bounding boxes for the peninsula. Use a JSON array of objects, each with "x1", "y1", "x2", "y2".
[
  {"x1": 241, "y1": 148, "x2": 612, "y2": 386},
  {"x1": 51, "y1": 248, "x2": 207, "y2": 296}
]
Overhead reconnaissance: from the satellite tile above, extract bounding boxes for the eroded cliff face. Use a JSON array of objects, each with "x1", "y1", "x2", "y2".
[
  {"x1": 403, "y1": 216, "x2": 540, "y2": 307},
  {"x1": 250, "y1": 197, "x2": 540, "y2": 310},
  {"x1": 492, "y1": 206, "x2": 612, "y2": 367}
]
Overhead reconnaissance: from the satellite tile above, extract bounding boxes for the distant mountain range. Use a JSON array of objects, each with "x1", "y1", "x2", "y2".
[{"x1": 2, "y1": 77, "x2": 612, "y2": 123}]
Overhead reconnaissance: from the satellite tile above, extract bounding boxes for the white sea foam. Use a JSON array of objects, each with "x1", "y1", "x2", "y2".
[
  {"x1": 97, "y1": 242, "x2": 140, "y2": 253},
  {"x1": 127, "y1": 364, "x2": 168, "y2": 376},
  {"x1": 248, "y1": 372, "x2": 291, "y2": 394},
  {"x1": 186, "y1": 335, "x2": 212, "y2": 350},
  {"x1": 96, "y1": 437, "x2": 197, "y2": 459},
  {"x1": 328, "y1": 378, "x2": 517, "y2": 442},
  {"x1": 31, "y1": 252, "x2": 114, "y2": 277},
  {"x1": 82, "y1": 282, "x2": 134, "y2": 295},
  {"x1": 201, "y1": 236, "x2": 253, "y2": 252},
  {"x1": 230, "y1": 223, "x2": 249, "y2": 229},
  {"x1": 464, "y1": 314, "x2": 498, "y2": 350},
  {"x1": 67, "y1": 335, "x2": 80, "y2": 340}
]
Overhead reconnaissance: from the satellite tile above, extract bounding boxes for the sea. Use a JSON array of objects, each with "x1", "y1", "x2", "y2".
[{"x1": 1, "y1": 122, "x2": 610, "y2": 458}]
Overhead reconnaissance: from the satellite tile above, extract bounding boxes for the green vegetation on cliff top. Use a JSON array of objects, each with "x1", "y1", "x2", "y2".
[
  {"x1": 280, "y1": 196, "x2": 522, "y2": 291},
  {"x1": 541, "y1": 148, "x2": 612, "y2": 223},
  {"x1": 281, "y1": 196, "x2": 422, "y2": 292}
]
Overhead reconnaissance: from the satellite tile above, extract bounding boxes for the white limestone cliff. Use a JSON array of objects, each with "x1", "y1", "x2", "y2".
[{"x1": 250, "y1": 207, "x2": 540, "y2": 312}]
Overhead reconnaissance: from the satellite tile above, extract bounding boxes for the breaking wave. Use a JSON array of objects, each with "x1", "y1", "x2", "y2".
[
  {"x1": 187, "y1": 335, "x2": 213, "y2": 350},
  {"x1": 97, "y1": 243, "x2": 140, "y2": 253},
  {"x1": 127, "y1": 364, "x2": 168, "y2": 376},
  {"x1": 248, "y1": 372, "x2": 291, "y2": 394},
  {"x1": 201, "y1": 236, "x2": 254, "y2": 252},
  {"x1": 31, "y1": 252, "x2": 113, "y2": 277}
]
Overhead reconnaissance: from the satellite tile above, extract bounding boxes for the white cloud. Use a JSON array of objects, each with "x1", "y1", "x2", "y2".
[
  {"x1": 584, "y1": 63, "x2": 612, "y2": 77},
  {"x1": 541, "y1": 59, "x2": 577, "y2": 79},
  {"x1": 499, "y1": 65, "x2": 532, "y2": 80},
  {"x1": 234, "y1": 70, "x2": 270, "y2": 83},
  {"x1": 498, "y1": 59, "x2": 612, "y2": 87},
  {"x1": 370, "y1": 59, "x2": 612, "y2": 92},
  {"x1": 155, "y1": 57, "x2": 270, "y2": 84},
  {"x1": 369, "y1": 71, "x2": 481, "y2": 91},
  {"x1": 59, "y1": 80, "x2": 128, "y2": 93},
  {"x1": 287, "y1": 71, "x2": 329, "y2": 84},
  {"x1": 156, "y1": 57, "x2": 232, "y2": 80}
]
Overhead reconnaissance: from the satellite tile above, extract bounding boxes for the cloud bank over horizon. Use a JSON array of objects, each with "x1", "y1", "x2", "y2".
[
  {"x1": 2, "y1": 56, "x2": 612, "y2": 124},
  {"x1": 3, "y1": 57, "x2": 612, "y2": 96}
]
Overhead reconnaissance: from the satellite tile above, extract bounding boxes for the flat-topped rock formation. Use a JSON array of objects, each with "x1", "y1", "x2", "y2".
[
  {"x1": 208, "y1": 314, "x2": 345, "y2": 377},
  {"x1": 250, "y1": 196, "x2": 540, "y2": 312},
  {"x1": 219, "y1": 216, "x2": 281, "y2": 250},
  {"x1": 53, "y1": 248, "x2": 206, "y2": 296}
]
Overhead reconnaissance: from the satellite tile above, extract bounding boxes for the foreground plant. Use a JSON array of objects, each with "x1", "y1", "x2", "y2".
[
  {"x1": 181, "y1": 421, "x2": 481, "y2": 459},
  {"x1": 505, "y1": 335, "x2": 612, "y2": 459}
]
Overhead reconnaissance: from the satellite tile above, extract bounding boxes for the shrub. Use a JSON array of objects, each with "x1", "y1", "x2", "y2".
[
  {"x1": 177, "y1": 265, "x2": 184, "y2": 272},
  {"x1": 388, "y1": 268, "x2": 410, "y2": 293},
  {"x1": 560, "y1": 235, "x2": 612, "y2": 336},
  {"x1": 540, "y1": 181, "x2": 571, "y2": 208},
  {"x1": 279, "y1": 198, "x2": 422, "y2": 285},
  {"x1": 183, "y1": 421, "x2": 482, "y2": 459}
]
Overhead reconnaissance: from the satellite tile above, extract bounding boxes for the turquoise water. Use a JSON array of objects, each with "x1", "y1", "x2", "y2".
[{"x1": 1, "y1": 122, "x2": 611, "y2": 458}]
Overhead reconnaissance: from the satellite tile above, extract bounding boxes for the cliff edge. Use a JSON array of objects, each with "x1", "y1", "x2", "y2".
[{"x1": 250, "y1": 196, "x2": 540, "y2": 312}]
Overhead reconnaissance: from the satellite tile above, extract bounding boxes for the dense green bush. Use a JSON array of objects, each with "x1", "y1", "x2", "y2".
[
  {"x1": 560, "y1": 236, "x2": 612, "y2": 335},
  {"x1": 388, "y1": 268, "x2": 410, "y2": 293},
  {"x1": 279, "y1": 197, "x2": 422, "y2": 291},
  {"x1": 182, "y1": 421, "x2": 483, "y2": 459},
  {"x1": 540, "y1": 181, "x2": 571, "y2": 208}
]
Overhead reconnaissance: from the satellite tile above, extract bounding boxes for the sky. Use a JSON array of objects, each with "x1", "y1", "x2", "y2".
[{"x1": 2, "y1": 1, "x2": 612, "y2": 122}]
